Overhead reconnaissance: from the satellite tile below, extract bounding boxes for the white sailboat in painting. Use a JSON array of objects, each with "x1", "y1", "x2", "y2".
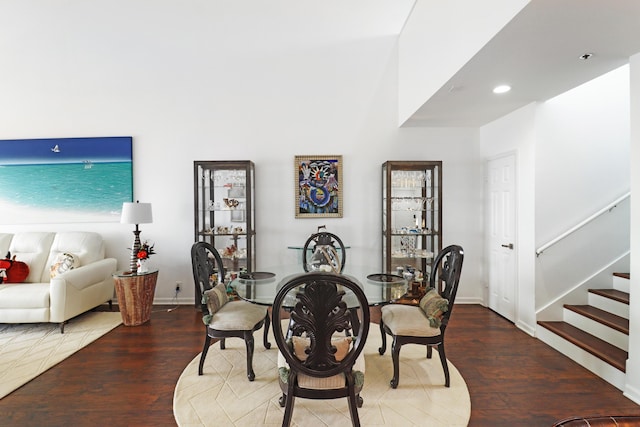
[
  {"x1": 51, "y1": 144, "x2": 60, "y2": 153},
  {"x1": 83, "y1": 160, "x2": 93, "y2": 169}
]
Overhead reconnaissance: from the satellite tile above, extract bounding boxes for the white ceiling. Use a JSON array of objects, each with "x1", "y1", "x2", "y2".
[{"x1": 404, "y1": 0, "x2": 640, "y2": 127}]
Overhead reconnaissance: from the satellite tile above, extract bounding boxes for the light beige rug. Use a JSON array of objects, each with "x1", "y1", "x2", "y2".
[
  {"x1": 174, "y1": 323, "x2": 471, "y2": 426},
  {"x1": 0, "y1": 311, "x2": 122, "y2": 399}
]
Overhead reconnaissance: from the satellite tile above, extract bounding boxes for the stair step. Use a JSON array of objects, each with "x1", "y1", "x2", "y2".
[
  {"x1": 613, "y1": 273, "x2": 630, "y2": 293},
  {"x1": 589, "y1": 288, "x2": 630, "y2": 305},
  {"x1": 537, "y1": 321, "x2": 627, "y2": 372},
  {"x1": 564, "y1": 305, "x2": 629, "y2": 334}
]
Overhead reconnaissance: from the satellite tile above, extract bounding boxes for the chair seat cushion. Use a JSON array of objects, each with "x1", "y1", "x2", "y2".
[
  {"x1": 277, "y1": 349, "x2": 365, "y2": 390},
  {"x1": 292, "y1": 336, "x2": 352, "y2": 362},
  {"x1": 209, "y1": 300, "x2": 267, "y2": 331},
  {"x1": 381, "y1": 304, "x2": 441, "y2": 337}
]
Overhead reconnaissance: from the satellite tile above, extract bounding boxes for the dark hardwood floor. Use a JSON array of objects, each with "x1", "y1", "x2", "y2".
[{"x1": 1, "y1": 304, "x2": 639, "y2": 426}]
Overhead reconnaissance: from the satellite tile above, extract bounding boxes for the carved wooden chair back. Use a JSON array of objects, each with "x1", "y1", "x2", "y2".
[{"x1": 272, "y1": 272, "x2": 369, "y2": 426}]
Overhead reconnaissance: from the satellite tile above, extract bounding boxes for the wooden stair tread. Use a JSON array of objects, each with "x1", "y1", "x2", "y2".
[
  {"x1": 538, "y1": 321, "x2": 627, "y2": 372},
  {"x1": 588, "y1": 288, "x2": 630, "y2": 304},
  {"x1": 564, "y1": 304, "x2": 629, "y2": 334},
  {"x1": 613, "y1": 272, "x2": 630, "y2": 279}
]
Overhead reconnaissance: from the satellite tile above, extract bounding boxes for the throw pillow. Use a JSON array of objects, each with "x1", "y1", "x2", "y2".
[
  {"x1": 419, "y1": 287, "x2": 449, "y2": 328},
  {"x1": 50, "y1": 252, "x2": 81, "y2": 278},
  {"x1": 201, "y1": 282, "x2": 229, "y2": 325},
  {"x1": 0, "y1": 252, "x2": 30, "y2": 284},
  {"x1": 291, "y1": 336, "x2": 352, "y2": 362}
]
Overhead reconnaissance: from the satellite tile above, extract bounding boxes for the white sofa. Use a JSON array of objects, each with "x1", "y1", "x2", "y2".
[{"x1": 0, "y1": 231, "x2": 117, "y2": 332}]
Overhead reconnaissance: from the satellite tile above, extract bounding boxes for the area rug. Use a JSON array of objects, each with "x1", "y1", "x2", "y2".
[
  {"x1": 174, "y1": 323, "x2": 471, "y2": 426},
  {"x1": 0, "y1": 311, "x2": 122, "y2": 399}
]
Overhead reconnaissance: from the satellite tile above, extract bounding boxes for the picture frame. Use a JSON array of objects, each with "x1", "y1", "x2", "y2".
[
  {"x1": 295, "y1": 155, "x2": 343, "y2": 218},
  {"x1": 0, "y1": 136, "x2": 133, "y2": 224}
]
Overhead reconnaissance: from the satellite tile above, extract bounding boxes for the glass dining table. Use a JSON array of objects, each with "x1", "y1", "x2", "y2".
[{"x1": 229, "y1": 265, "x2": 410, "y2": 334}]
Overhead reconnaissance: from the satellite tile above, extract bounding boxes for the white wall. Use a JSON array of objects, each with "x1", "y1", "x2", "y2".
[
  {"x1": 479, "y1": 66, "x2": 631, "y2": 332},
  {"x1": 535, "y1": 65, "x2": 631, "y2": 246},
  {"x1": 0, "y1": 2, "x2": 484, "y2": 304},
  {"x1": 535, "y1": 65, "x2": 631, "y2": 308},
  {"x1": 626, "y1": 52, "x2": 640, "y2": 405},
  {"x1": 398, "y1": 0, "x2": 529, "y2": 125}
]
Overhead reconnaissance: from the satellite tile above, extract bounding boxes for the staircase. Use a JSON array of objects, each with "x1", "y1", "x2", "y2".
[{"x1": 537, "y1": 273, "x2": 630, "y2": 390}]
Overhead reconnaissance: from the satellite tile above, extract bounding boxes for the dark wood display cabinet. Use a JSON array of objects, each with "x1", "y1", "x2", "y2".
[
  {"x1": 194, "y1": 161, "x2": 256, "y2": 289},
  {"x1": 382, "y1": 161, "x2": 442, "y2": 285}
]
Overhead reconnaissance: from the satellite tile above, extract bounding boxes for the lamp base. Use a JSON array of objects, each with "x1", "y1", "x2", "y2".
[{"x1": 130, "y1": 229, "x2": 142, "y2": 274}]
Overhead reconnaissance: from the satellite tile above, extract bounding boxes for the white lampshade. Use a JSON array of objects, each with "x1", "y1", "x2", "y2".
[{"x1": 121, "y1": 202, "x2": 153, "y2": 225}]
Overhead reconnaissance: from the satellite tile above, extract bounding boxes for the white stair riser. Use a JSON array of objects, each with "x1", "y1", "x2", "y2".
[
  {"x1": 588, "y1": 293, "x2": 629, "y2": 320},
  {"x1": 613, "y1": 276, "x2": 630, "y2": 293},
  {"x1": 563, "y1": 309, "x2": 628, "y2": 352},
  {"x1": 537, "y1": 327, "x2": 626, "y2": 391}
]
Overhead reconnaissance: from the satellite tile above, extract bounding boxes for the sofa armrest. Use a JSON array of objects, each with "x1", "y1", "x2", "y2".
[{"x1": 50, "y1": 258, "x2": 117, "y2": 291}]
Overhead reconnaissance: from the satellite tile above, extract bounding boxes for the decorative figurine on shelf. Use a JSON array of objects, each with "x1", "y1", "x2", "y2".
[{"x1": 135, "y1": 241, "x2": 156, "y2": 273}]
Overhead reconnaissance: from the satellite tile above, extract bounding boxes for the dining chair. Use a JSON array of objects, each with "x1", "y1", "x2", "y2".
[
  {"x1": 191, "y1": 241, "x2": 271, "y2": 381},
  {"x1": 272, "y1": 272, "x2": 370, "y2": 427},
  {"x1": 302, "y1": 227, "x2": 346, "y2": 273},
  {"x1": 378, "y1": 244, "x2": 464, "y2": 388}
]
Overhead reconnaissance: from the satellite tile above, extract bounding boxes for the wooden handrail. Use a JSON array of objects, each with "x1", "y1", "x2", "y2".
[{"x1": 535, "y1": 192, "x2": 630, "y2": 257}]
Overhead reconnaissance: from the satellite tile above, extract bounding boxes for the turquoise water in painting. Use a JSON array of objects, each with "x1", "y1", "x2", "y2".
[{"x1": 0, "y1": 162, "x2": 132, "y2": 214}]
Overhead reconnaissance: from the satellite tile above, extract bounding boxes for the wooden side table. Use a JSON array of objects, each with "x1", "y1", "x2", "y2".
[{"x1": 113, "y1": 270, "x2": 159, "y2": 326}]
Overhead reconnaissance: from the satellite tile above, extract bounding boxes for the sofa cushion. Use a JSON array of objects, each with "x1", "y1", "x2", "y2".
[
  {"x1": 50, "y1": 252, "x2": 80, "y2": 278},
  {"x1": 42, "y1": 232, "x2": 105, "y2": 283},
  {"x1": 0, "y1": 233, "x2": 13, "y2": 257},
  {"x1": 8, "y1": 232, "x2": 55, "y2": 283},
  {"x1": 0, "y1": 283, "x2": 50, "y2": 309},
  {"x1": 0, "y1": 255, "x2": 30, "y2": 283}
]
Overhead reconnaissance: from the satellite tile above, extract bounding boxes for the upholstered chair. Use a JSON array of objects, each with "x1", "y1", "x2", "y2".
[
  {"x1": 378, "y1": 245, "x2": 464, "y2": 388},
  {"x1": 272, "y1": 272, "x2": 370, "y2": 426},
  {"x1": 191, "y1": 241, "x2": 271, "y2": 381}
]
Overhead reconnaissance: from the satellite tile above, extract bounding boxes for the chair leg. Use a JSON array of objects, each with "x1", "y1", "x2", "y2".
[
  {"x1": 244, "y1": 331, "x2": 256, "y2": 381},
  {"x1": 278, "y1": 393, "x2": 286, "y2": 407},
  {"x1": 390, "y1": 336, "x2": 401, "y2": 389},
  {"x1": 436, "y1": 343, "x2": 451, "y2": 387},
  {"x1": 198, "y1": 333, "x2": 212, "y2": 375},
  {"x1": 220, "y1": 338, "x2": 226, "y2": 350},
  {"x1": 282, "y1": 393, "x2": 295, "y2": 426},
  {"x1": 263, "y1": 313, "x2": 272, "y2": 349},
  {"x1": 347, "y1": 390, "x2": 361, "y2": 427},
  {"x1": 378, "y1": 321, "x2": 387, "y2": 355}
]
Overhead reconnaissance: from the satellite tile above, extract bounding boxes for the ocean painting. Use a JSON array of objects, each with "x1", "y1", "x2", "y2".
[{"x1": 0, "y1": 137, "x2": 133, "y2": 224}]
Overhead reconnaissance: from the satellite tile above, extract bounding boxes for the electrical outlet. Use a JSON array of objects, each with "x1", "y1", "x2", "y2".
[{"x1": 175, "y1": 281, "x2": 182, "y2": 293}]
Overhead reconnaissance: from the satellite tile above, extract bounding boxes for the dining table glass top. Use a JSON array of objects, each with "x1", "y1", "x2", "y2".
[{"x1": 229, "y1": 265, "x2": 409, "y2": 308}]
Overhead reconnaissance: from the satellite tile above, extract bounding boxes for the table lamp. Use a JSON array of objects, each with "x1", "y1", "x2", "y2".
[{"x1": 121, "y1": 201, "x2": 153, "y2": 274}]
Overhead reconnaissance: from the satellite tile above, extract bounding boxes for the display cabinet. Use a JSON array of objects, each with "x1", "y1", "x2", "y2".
[
  {"x1": 194, "y1": 161, "x2": 256, "y2": 276},
  {"x1": 382, "y1": 161, "x2": 442, "y2": 283}
]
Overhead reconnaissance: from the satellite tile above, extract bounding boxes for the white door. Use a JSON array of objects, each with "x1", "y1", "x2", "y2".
[{"x1": 486, "y1": 154, "x2": 517, "y2": 322}]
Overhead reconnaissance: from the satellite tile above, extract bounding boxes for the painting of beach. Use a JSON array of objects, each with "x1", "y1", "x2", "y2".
[{"x1": 0, "y1": 137, "x2": 133, "y2": 224}]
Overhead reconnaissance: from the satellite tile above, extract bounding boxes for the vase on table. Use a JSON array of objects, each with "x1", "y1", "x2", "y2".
[{"x1": 136, "y1": 258, "x2": 149, "y2": 273}]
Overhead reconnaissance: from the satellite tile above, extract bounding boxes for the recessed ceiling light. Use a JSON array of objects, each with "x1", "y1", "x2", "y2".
[{"x1": 493, "y1": 85, "x2": 511, "y2": 94}]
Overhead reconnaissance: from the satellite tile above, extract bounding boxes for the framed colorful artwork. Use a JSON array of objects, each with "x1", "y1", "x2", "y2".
[
  {"x1": 295, "y1": 155, "x2": 343, "y2": 218},
  {"x1": 0, "y1": 136, "x2": 133, "y2": 224}
]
